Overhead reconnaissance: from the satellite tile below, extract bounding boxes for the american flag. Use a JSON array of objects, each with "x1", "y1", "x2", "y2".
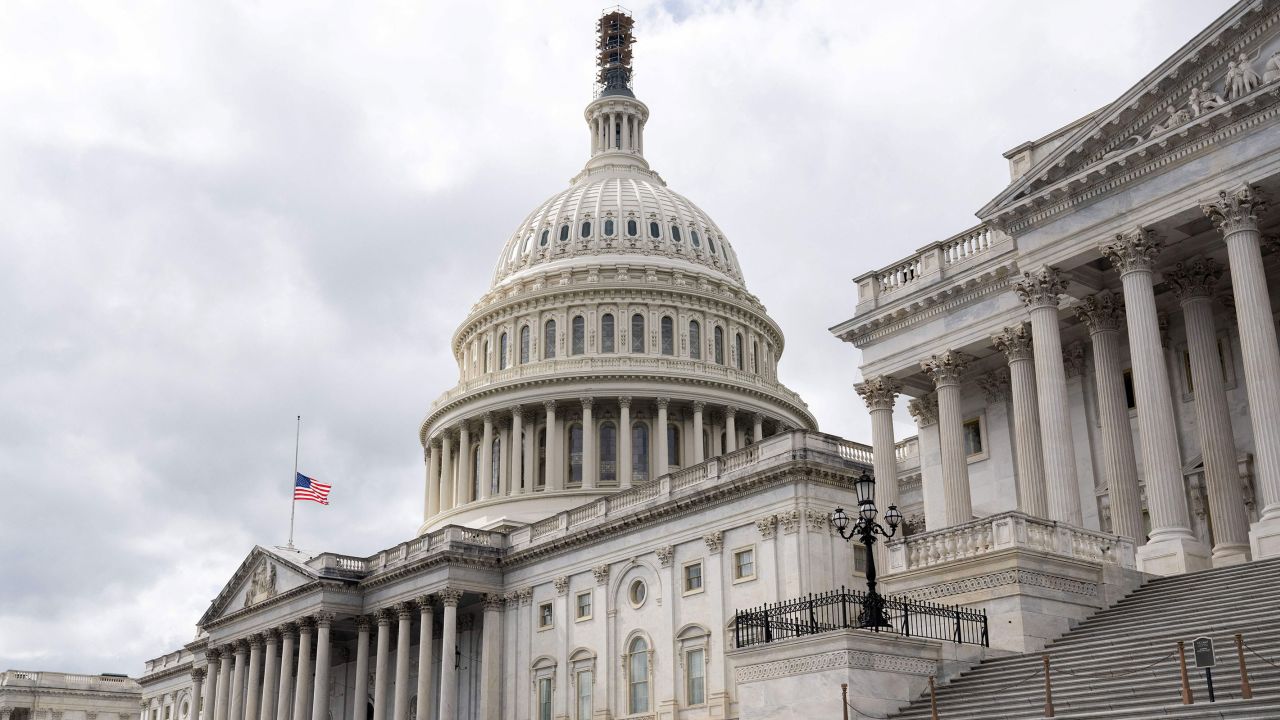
[{"x1": 294, "y1": 473, "x2": 332, "y2": 505}]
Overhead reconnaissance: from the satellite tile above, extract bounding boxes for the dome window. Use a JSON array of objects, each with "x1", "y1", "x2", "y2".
[
  {"x1": 543, "y1": 319, "x2": 557, "y2": 359},
  {"x1": 689, "y1": 320, "x2": 702, "y2": 360},
  {"x1": 581, "y1": 220, "x2": 592, "y2": 238},
  {"x1": 660, "y1": 316, "x2": 674, "y2": 356},
  {"x1": 571, "y1": 316, "x2": 585, "y2": 355},
  {"x1": 524, "y1": 233, "x2": 533, "y2": 253},
  {"x1": 708, "y1": 235, "x2": 717, "y2": 254},
  {"x1": 631, "y1": 314, "x2": 646, "y2": 353},
  {"x1": 540, "y1": 229, "x2": 550, "y2": 247},
  {"x1": 671, "y1": 225, "x2": 682, "y2": 243},
  {"x1": 648, "y1": 221, "x2": 660, "y2": 239},
  {"x1": 560, "y1": 224, "x2": 570, "y2": 242},
  {"x1": 691, "y1": 230, "x2": 701, "y2": 247},
  {"x1": 601, "y1": 313, "x2": 616, "y2": 353},
  {"x1": 604, "y1": 218, "x2": 615, "y2": 236},
  {"x1": 627, "y1": 219, "x2": 638, "y2": 237}
]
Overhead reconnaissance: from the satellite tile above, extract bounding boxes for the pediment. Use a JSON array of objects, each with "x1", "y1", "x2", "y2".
[
  {"x1": 981, "y1": 0, "x2": 1280, "y2": 224},
  {"x1": 198, "y1": 545, "x2": 319, "y2": 627}
]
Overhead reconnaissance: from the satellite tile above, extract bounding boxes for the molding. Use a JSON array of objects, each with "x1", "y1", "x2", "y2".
[
  {"x1": 735, "y1": 648, "x2": 936, "y2": 684},
  {"x1": 900, "y1": 568, "x2": 1100, "y2": 601}
]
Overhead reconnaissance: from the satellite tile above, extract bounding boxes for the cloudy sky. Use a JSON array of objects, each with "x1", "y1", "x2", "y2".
[{"x1": 0, "y1": 0, "x2": 1233, "y2": 673}]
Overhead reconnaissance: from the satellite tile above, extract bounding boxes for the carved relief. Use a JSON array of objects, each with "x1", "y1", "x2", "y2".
[
  {"x1": 1203, "y1": 182, "x2": 1269, "y2": 235},
  {"x1": 907, "y1": 394, "x2": 938, "y2": 427},
  {"x1": 778, "y1": 510, "x2": 801, "y2": 535},
  {"x1": 242, "y1": 561, "x2": 277, "y2": 608}
]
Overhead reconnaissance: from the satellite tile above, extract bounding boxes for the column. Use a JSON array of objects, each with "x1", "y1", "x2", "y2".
[
  {"x1": 201, "y1": 652, "x2": 218, "y2": 720},
  {"x1": 692, "y1": 401, "x2": 706, "y2": 463},
  {"x1": 992, "y1": 324, "x2": 1050, "y2": 519},
  {"x1": 291, "y1": 621, "x2": 313, "y2": 720},
  {"x1": 372, "y1": 611, "x2": 391, "y2": 720},
  {"x1": 619, "y1": 397, "x2": 633, "y2": 488},
  {"x1": 855, "y1": 377, "x2": 901, "y2": 508},
  {"x1": 228, "y1": 642, "x2": 247, "y2": 720},
  {"x1": 1101, "y1": 230, "x2": 1209, "y2": 573},
  {"x1": 511, "y1": 409, "x2": 524, "y2": 495},
  {"x1": 1204, "y1": 183, "x2": 1280, "y2": 558},
  {"x1": 439, "y1": 432, "x2": 454, "y2": 512},
  {"x1": 478, "y1": 595, "x2": 503, "y2": 717},
  {"x1": 350, "y1": 618, "x2": 369, "y2": 720},
  {"x1": 1014, "y1": 267, "x2": 1082, "y2": 525},
  {"x1": 1071, "y1": 295, "x2": 1143, "y2": 541},
  {"x1": 753, "y1": 413, "x2": 764, "y2": 443},
  {"x1": 498, "y1": 422, "x2": 510, "y2": 497},
  {"x1": 523, "y1": 411, "x2": 536, "y2": 492},
  {"x1": 213, "y1": 647, "x2": 231, "y2": 720},
  {"x1": 190, "y1": 669, "x2": 206, "y2": 720},
  {"x1": 724, "y1": 406, "x2": 738, "y2": 454},
  {"x1": 426, "y1": 440, "x2": 441, "y2": 518},
  {"x1": 582, "y1": 397, "x2": 597, "y2": 489},
  {"x1": 1169, "y1": 259, "x2": 1252, "y2": 565},
  {"x1": 438, "y1": 589, "x2": 464, "y2": 720},
  {"x1": 457, "y1": 422, "x2": 472, "y2": 505},
  {"x1": 258, "y1": 631, "x2": 278, "y2": 720},
  {"x1": 414, "y1": 598, "x2": 435, "y2": 720},
  {"x1": 391, "y1": 604, "x2": 413, "y2": 720},
  {"x1": 274, "y1": 627, "x2": 296, "y2": 720},
  {"x1": 479, "y1": 413, "x2": 494, "y2": 501},
  {"x1": 308, "y1": 616, "x2": 332, "y2": 720},
  {"x1": 921, "y1": 351, "x2": 972, "y2": 525},
  {"x1": 545, "y1": 402, "x2": 561, "y2": 490},
  {"x1": 244, "y1": 637, "x2": 263, "y2": 720},
  {"x1": 656, "y1": 398, "x2": 670, "y2": 476}
]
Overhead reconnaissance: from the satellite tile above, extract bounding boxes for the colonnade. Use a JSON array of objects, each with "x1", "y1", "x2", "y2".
[
  {"x1": 194, "y1": 592, "x2": 503, "y2": 720},
  {"x1": 425, "y1": 397, "x2": 775, "y2": 519},
  {"x1": 855, "y1": 182, "x2": 1280, "y2": 571}
]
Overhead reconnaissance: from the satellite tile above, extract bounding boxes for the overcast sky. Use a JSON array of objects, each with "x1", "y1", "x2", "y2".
[{"x1": 0, "y1": 0, "x2": 1234, "y2": 673}]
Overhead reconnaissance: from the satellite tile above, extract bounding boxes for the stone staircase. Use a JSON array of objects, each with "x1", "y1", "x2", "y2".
[{"x1": 888, "y1": 557, "x2": 1280, "y2": 720}]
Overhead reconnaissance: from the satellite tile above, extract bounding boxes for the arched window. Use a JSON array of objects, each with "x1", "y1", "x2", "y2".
[
  {"x1": 491, "y1": 438, "x2": 501, "y2": 496},
  {"x1": 627, "y1": 218, "x2": 638, "y2": 237},
  {"x1": 628, "y1": 637, "x2": 650, "y2": 713},
  {"x1": 735, "y1": 332, "x2": 744, "y2": 370},
  {"x1": 648, "y1": 221, "x2": 660, "y2": 239},
  {"x1": 667, "y1": 423, "x2": 682, "y2": 467},
  {"x1": 483, "y1": 339, "x2": 491, "y2": 373},
  {"x1": 520, "y1": 326, "x2": 530, "y2": 364},
  {"x1": 604, "y1": 218, "x2": 615, "y2": 236},
  {"x1": 689, "y1": 320, "x2": 702, "y2": 360},
  {"x1": 670, "y1": 225, "x2": 682, "y2": 243},
  {"x1": 660, "y1": 316, "x2": 674, "y2": 355},
  {"x1": 632, "y1": 422, "x2": 650, "y2": 482},
  {"x1": 601, "y1": 314, "x2": 615, "y2": 353},
  {"x1": 600, "y1": 421, "x2": 617, "y2": 485},
  {"x1": 559, "y1": 224, "x2": 570, "y2": 242},
  {"x1": 499, "y1": 332, "x2": 509, "y2": 370},
  {"x1": 581, "y1": 220, "x2": 591, "y2": 238},
  {"x1": 568, "y1": 423, "x2": 584, "y2": 486},
  {"x1": 714, "y1": 327, "x2": 725, "y2": 365},
  {"x1": 631, "y1": 314, "x2": 646, "y2": 353},
  {"x1": 544, "y1": 319, "x2": 557, "y2": 360},
  {"x1": 571, "y1": 316, "x2": 585, "y2": 355}
]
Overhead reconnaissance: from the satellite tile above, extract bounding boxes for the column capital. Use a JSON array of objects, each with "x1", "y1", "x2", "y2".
[
  {"x1": 991, "y1": 323, "x2": 1034, "y2": 361},
  {"x1": 703, "y1": 530, "x2": 724, "y2": 554},
  {"x1": 1166, "y1": 258, "x2": 1223, "y2": 301},
  {"x1": 355, "y1": 615, "x2": 373, "y2": 632},
  {"x1": 752, "y1": 412, "x2": 764, "y2": 424},
  {"x1": 655, "y1": 396, "x2": 670, "y2": 409},
  {"x1": 313, "y1": 613, "x2": 335, "y2": 628},
  {"x1": 655, "y1": 545, "x2": 675, "y2": 567},
  {"x1": 206, "y1": 647, "x2": 222, "y2": 662},
  {"x1": 296, "y1": 617, "x2": 315, "y2": 633},
  {"x1": 580, "y1": 396, "x2": 594, "y2": 410},
  {"x1": 907, "y1": 393, "x2": 938, "y2": 426},
  {"x1": 503, "y1": 591, "x2": 521, "y2": 609},
  {"x1": 517, "y1": 587, "x2": 533, "y2": 606},
  {"x1": 376, "y1": 608, "x2": 393, "y2": 626},
  {"x1": 977, "y1": 367, "x2": 1011, "y2": 402},
  {"x1": 592, "y1": 564, "x2": 611, "y2": 585},
  {"x1": 854, "y1": 376, "x2": 901, "y2": 411},
  {"x1": 543, "y1": 400, "x2": 557, "y2": 413},
  {"x1": 191, "y1": 667, "x2": 206, "y2": 683},
  {"x1": 1202, "y1": 182, "x2": 1268, "y2": 234},
  {"x1": 263, "y1": 627, "x2": 279, "y2": 643},
  {"x1": 755, "y1": 514, "x2": 778, "y2": 540},
  {"x1": 396, "y1": 602, "x2": 415, "y2": 621},
  {"x1": 510, "y1": 405, "x2": 523, "y2": 419},
  {"x1": 247, "y1": 633, "x2": 265, "y2": 648},
  {"x1": 1100, "y1": 227, "x2": 1162, "y2": 274},
  {"x1": 429, "y1": 436, "x2": 441, "y2": 449},
  {"x1": 482, "y1": 411, "x2": 493, "y2": 424},
  {"x1": 1063, "y1": 341, "x2": 1087, "y2": 379},
  {"x1": 233, "y1": 639, "x2": 249, "y2": 653},
  {"x1": 921, "y1": 350, "x2": 970, "y2": 387},
  {"x1": 553, "y1": 576, "x2": 569, "y2": 596},
  {"x1": 692, "y1": 400, "x2": 706, "y2": 412},
  {"x1": 482, "y1": 594, "x2": 505, "y2": 612},
  {"x1": 1014, "y1": 266, "x2": 1069, "y2": 309},
  {"x1": 1073, "y1": 291, "x2": 1124, "y2": 333},
  {"x1": 279, "y1": 622, "x2": 298, "y2": 639},
  {"x1": 723, "y1": 404, "x2": 738, "y2": 416},
  {"x1": 416, "y1": 594, "x2": 435, "y2": 610},
  {"x1": 439, "y1": 588, "x2": 464, "y2": 607},
  {"x1": 618, "y1": 396, "x2": 631, "y2": 409}
]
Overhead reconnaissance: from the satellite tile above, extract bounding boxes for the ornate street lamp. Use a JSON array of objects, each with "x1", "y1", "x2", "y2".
[{"x1": 831, "y1": 470, "x2": 902, "y2": 628}]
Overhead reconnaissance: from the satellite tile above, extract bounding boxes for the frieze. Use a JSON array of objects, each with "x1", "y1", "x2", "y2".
[
  {"x1": 902, "y1": 569, "x2": 1099, "y2": 601},
  {"x1": 735, "y1": 649, "x2": 936, "y2": 684}
]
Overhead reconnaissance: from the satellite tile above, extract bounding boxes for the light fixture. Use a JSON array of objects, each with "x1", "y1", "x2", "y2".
[
  {"x1": 830, "y1": 507, "x2": 851, "y2": 532},
  {"x1": 853, "y1": 470, "x2": 875, "y2": 506}
]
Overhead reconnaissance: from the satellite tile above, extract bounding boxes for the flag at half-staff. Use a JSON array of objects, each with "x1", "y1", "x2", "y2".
[{"x1": 294, "y1": 473, "x2": 332, "y2": 505}]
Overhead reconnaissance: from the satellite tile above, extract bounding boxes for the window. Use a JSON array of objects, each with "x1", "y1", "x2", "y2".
[
  {"x1": 576, "y1": 590, "x2": 592, "y2": 620},
  {"x1": 683, "y1": 560, "x2": 703, "y2": 594},
  {"x1": 649, "y1": 221, "x2": 660, "y2": 238},
  {"x1": 472, "y1": 444, "x2": 481, "y2": 501},
  {"x1": 1123, "y1": 369, "x2": 1136, "y2": 410},
  {"x1": 708, "y1": 235, "x2": 717, "y2": 254},
  {"x1": 752, "y1": 340, "x2": 759, "y2": 373},
  {"x1": 571, "y1": 316, "x2": 585, "y2": 355},
  {"x1": 632, "y1": 422, "x2": 650, "y2": 482},
  {"x1": 540, "y1": 229, "x2": 549, "y2": 246},
  {"x1": 628, "y1": 637, "x2": 650, "y2": 713},
  {"x1": 491, "y1": 438, "x2": 501, "y2": 496},
  {"x1": 733, "y1": 547, "x2": 756, "y2": 581},
  {"x1": 539, "y1": 602, "x2": 554, "y2": 629},
  {"x1": 686, "y1": 648, "x2": 706, "y2": 705},
  {"x1": 575, "y1": 670, "x2": 592, "y2": 719},
  {"x1": 963, "y1": 417, "x2": 984, "y2": 458},
  {"x1": 627, "y1": 218, "x2": 638, "y2": 237},
  {"x1": 520, "y1": 325, "x2": 531, "y2": 364},
  {"x1": 604, "y1": 218, "x2": 615, "y2": 236},
  {"x1": 714, "y1": 327, "x2": 725, "y2": 365},
  {"x1": 671, "y1": 224, "x2": 682, "y2": 242},
  {"x1": 499, "y1": 332, "x2": 509, "y2": 370},
  {"x1": 689, "y1": 320, "x2": 702, "y2": 359},
  {"x1": 628, "y1": 579, "x2": 647, "y2": 607},
  {"x1": 661, "y1": 316, "x2": 674, "y2": 355},
  {"x1": 734, "y1": 332, "x2": 744, "y2": 370},
  {"x1": 568, "y1": 423, "x2": 584, "y2": 486},
  {"x1": 600, "y1": 421, "x2": 617, "y2": 485},
  {"x1": 601, "y1": 313, "x2": 615, "y2": 353},
  {"x1": 544, "y1": 319, "x2": 557, "y2": 359},
  {"x1": 853, "y1": 544, "x2": 868, "y2": 574},
  {"x1": 667, "y1": 423, "x2": 682, "y2": 467},
  {"x1": 538, "y1": 677, "x2": 553, "y2": 720},
  {"x1": 537, "y1": 429, "x2": 547, "y2": 489},
  {"x1": 559, "y1": 224, "x2": 570, "y2": 241},
  {"x1": 631, "y1": 314, "x2": 646, "y2": 353},
  {"x1": 581, "y1": 220, "x2": 591, "y2": 238},
  {"x1": 691, "y1": 229, "x2": 701, "y2": 247}
]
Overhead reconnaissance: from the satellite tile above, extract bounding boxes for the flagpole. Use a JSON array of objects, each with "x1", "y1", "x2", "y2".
[{"x1": 288, "y1": 415, "x2": 300, "y2": 549}]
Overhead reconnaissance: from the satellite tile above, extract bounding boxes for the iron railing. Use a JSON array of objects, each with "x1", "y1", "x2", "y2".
[{"x1": 733, "y1": 586, "x2": 989, "y2": 648}]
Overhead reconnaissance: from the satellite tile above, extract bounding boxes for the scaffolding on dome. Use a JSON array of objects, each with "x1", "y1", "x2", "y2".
[{"x1": 595, "y1": 7, "x2": 636, "y2": 96}]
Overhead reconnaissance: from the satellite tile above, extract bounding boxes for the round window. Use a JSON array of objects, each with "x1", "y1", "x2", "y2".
[{"x1": 629, "y1": 579, "x2": 647, "y2": 607}]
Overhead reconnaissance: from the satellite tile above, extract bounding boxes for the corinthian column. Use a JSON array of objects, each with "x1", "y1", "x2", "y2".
[
  {"x1": 656, "y1": 398, "x2": 670, "y2": 476},
  {"x1": 392, "y1": 604, "x2": 413, "y2": 720},
  {"x1": 855, "y1": 377, "x2": 901, "y2": 510},
  {"x1": 1072, "y1": 293, "x2": 1143, "y2": 542},
  {"x1": 228, "y1": 642, "x2": 246, "y2": 720},
  {"x1": 414, "y1": 598, "x2": 434, "y2": 720},
  {"x1": 619, "y1": 397, "x2": 633, "y2": 487},
  {"x1": 258, "y1": 631, "x2": 278, "y2": 720},
  {"x1": 1204, "y1": 184, "x2": 1280, "y2": 558},
  {"x1": 425, "y1": 440, "x2": 440, "y2": 519},
  {"x1": 438, "y1": 589, "x2": 464, "y2": 720},
  {"x1": 1101, "y1": 229, "x2": 1209, "y2": 574},
  {"x1": 457, "y1": 422, "x2": 472, "y2": 504},
  {"x1": 510, "y1": 410, "x2": 524, "y2": 494},
  {"x1": 191, "y1": 669, "x2": 206, "y2": 720},
  {"x1": 213, "y1": 648, "x2": 232, "y2": 720},
  {"x1": 244, "y1": 636, "x2": 263, "y2": 720},
  {"x1": 991, "y1": 324, "x2": 1049, "y2": 519},
  {"x1": 479, "y1": 413, "x2": 494, "y2": 500},
  {"x1": 921, "y1": 351, "x2": 972, "y2": 525},
  {"x1": 372, "y1": 611, "x2": 391, "y2": 720},
  {"x1": 1168, "y1": 259, "x2": 1252, "y2": 565},
  {"x1": 692, "y1": 401, "x2": 706, "y2": 464},
  {"x1": 291, "y1": 621, "x2": 313, "y2": 720},
  {"x1": 522, "y1": 411, "x2": 536, "y2": 492},
  {"x1": 439, "y1": 432, "x2": 454, "y2": 512},
  {"x1": 1014, "y1": 267, "x2": 1082, "y2": 525},
  {"x1": 274, "y1": 627, "x2": 295, "y2": 720},
  {"x1": 581, "y1": 398, "x2": 597, "y2": 489},
  {"x1": 478, "y1": 594, "x2": 504, "y2": 717},
  {"x1": 544, "y1": 402, "x2": 561, "y2": 490},
  {"x1": 309, "y1": 615, "x2": 332, "y2": 720},
  {"x1": 350, "y1": 618, "x2": 369, "y2": 720}
]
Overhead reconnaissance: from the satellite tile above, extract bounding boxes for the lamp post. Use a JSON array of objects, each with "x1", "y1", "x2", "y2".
[{"x1": 831, "y1": 470, "x2": 902, "y2": 628}]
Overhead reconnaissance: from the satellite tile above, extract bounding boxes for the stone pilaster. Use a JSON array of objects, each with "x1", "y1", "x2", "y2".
[
  {"x1": 921, "y1": 350, "x2": 972, "y2": 525},
  {"x1": 992, "y1": 324, "x2": 1049, "y2": 520},
  {"x1": 581, "y1": 397, "x2": 596, "y2": 489}
]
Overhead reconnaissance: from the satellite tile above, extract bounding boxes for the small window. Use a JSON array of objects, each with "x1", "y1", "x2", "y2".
[
  {"x1": 853, "y1": 544, "x2": 868, "y2": 574},
  {"x1": 581, "y1": 220, "x2": 591, "y2": 238},
  {"x1": 544, "y1": 319, "x2": 557, "y2": 360},
  {"x1": 683, "y1": 561, "x2": 703, "y2": 594},
  {"x1": 601, "y1": 313, "x2": 615, "y2": 353},
  {"x1": 629, "y1": 579, "x2": 647, "y2": 607},
  {"x1": 604, "y1": 218, "x2": 615, "y2": 236},
  {"x1": 689, "y1": 320, "x2": 702, "y2": 360},
  {"x1": 540, "y1": 229, "x2": 550, "y2": 246},
  {"x1": 627, "y1": 218, "x2": 638, "y2": 237},
  {"x1": 671, "y1": 225, "x2": 682, "y2": 242},
  {"x1": 661, "y1": 316, "x2": 674, "y2": 356},
  {"x1": 571, "y1": 316, "x2": 585, "y2": 355},
  {"x1": 733, "y1": 548, "x2": 756, "y2": 581},
  {"x1": 559, "y1": 224, "x2": 570, "y2": 242},
  {"x1": 631, "y1": 314, "x2": 646, "y2": 353},
  {"x1": 649, "y1": 221, "x2": 660, "y2": 238},
  {"x1": 691, "y1": 229, "x2": 701, "y2": 247},
  {"x1": 963, "y1": 418, "x2": 984, "y2": 457},
  {"x1": 539, "y1": 602, "x2": 554, "y2": 629},
  {"x1": 686, "y1": 648, "x2": 706, "y2": 706},
  {"x1": 576, "y1": 590, "x2": 592, "y2": 620}
]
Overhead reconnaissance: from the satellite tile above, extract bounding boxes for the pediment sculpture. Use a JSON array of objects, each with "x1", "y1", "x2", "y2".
[{"x1": 243, "y1": 561, "x2": 278, "y2": 608}]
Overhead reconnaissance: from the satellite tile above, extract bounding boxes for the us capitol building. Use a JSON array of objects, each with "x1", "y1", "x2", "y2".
[{"x1": 60, "y1": 2, "x2": 1280, "y2": 719}]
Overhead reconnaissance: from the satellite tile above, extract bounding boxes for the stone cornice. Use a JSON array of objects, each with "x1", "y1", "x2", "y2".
[
  {"x1": 138, "y1": 661, "x2": 194, "y2": 686},
  {"x1": 837, "y1": 266, "x2": 1017, "y2": 347},
  {"x1": 200, "y1": 579, "x2": 356, "y2": 634}
]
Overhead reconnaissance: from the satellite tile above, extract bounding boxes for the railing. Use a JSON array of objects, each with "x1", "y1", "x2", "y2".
[
  {"x1": 734, "y1": 587, "x2": 988, "y2": 649},
  {"x1": 855, "y1": 222, "x2": 1009, "y2": 307},
  {"x1": 941, "y1": 225, "x2": 992, "y2": 265},
  {"x1": 895, "y1": 436, "x2": 919, "y2": 463},
  {"x1": 530, "y1": 516, "x2": 560, "y2": 540}
]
